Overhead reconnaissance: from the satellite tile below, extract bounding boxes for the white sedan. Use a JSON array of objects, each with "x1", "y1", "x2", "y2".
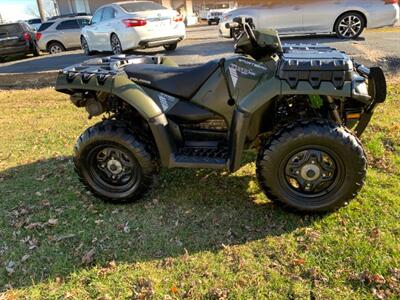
[
  {"x1": 220, "y1": 0, "x2": 399, "y2": 39},
  {"x1": 81, "y1": 1, "x2": 186, "y2": 55}
]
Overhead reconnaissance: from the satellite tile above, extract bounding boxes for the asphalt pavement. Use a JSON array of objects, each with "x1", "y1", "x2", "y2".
[{"x1": 0, "y1": 25, "x2": 399, "y2": 75}]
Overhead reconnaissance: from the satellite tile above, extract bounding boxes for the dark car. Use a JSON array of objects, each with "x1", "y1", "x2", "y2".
[{"x1": 0, "y1": 22, "x2": 40, "y2": 61}]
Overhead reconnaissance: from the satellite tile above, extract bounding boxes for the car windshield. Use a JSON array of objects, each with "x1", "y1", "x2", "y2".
[
  {"x1": 38, "y1": 22, "x2": 54, "y2": 32},
  {"x1": 0, "y1": 24, "x2": 21, "y2": 38},
  {"x1": 120, "y1": 2, "x2": 167, "y2": 12}
]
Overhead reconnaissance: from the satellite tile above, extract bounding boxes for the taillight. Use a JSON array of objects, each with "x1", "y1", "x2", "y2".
[
  {"x1": 384, "y1": 0, "x2": 398, "y2": 4},
  {"x1": 173, "y1": 15, "x2": 183, "y2": 22},
  {"x1": 35, "y1": 32, "x2": 42, "y2": 40},
  {"x1": 122, "y1": 18, "x2": 147, "y2": 27},
  {"x1": 23, "y1": 32, "x2": 31, "y2": 41}
]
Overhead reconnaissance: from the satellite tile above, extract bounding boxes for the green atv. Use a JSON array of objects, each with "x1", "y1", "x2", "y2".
[{"x1": 55, "y1": 18, "x2": 386, "y2": 212}]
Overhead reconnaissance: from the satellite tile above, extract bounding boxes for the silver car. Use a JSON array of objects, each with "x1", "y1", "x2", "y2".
[
  {"x1": 36, "y1": 16, "x2": 91, "y2": 54},
  {"x1": 220, "y1": 0, "x2": 399, "y2": 39}
]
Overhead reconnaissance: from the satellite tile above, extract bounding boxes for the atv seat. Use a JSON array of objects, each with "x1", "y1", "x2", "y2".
[{"x1": 124, "y1": 60, "x2": 220, "y2": 99}]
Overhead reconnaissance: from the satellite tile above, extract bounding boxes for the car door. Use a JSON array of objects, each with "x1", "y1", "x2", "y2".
[
  {"x1": 96, "y1": 6, "x2": 117, "y2": 51},
  {"x1": 301, "y1": 0, "x2": 345, "y2": 33},
  {"x1": 55, "y1": 20, "x2": 81, "y2": 48},
  {"x1": 256, "y1": 3, "x2": 303, "y2": 34},
  {"x1": 85, "y1": 8, "x2": 103, "y2": 50}
]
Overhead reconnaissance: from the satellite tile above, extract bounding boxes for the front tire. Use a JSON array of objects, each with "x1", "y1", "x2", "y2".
[
  {"x1": 256, "y1": 120, "x2": 367, "y2": 213},
  {"x1": 81, "y1": 36, "x2": 94, "y2": 56},
  {"x1": 335, "y1": 12, "x2": 365, "y2": 39},
  {"x1": 163, "y1": 43, "x2": 177, "y2": 51},
  {"x1": 74, "y1": 121, "x2": 159, "y2": 203}
]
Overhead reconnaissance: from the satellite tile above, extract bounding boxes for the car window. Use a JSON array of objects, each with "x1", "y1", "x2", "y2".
[
  {"x1": 77, "y1": 18, "x2": 91, "y2": 27},
  {"x1": 56, "y1": 20, "x2": 80, "y2": 30},
  {"x1": 0, "y1": 24, "x2": 22, "y2": 38},
  {"x1": 120, "y1": 2, "x2": 166, "y2": 12},
  {"x1": 28, "y1": 19, "x2": 41, "y2": 24},
  {"x1": 91, "y1": 8, "x2": 103, "y2": 24},
  {"x1": 38, "y1": 22, "x2": 54, "y2": 32},
  {"x1": 102, "y1": 7, "x2": 115, "y2": 21}
]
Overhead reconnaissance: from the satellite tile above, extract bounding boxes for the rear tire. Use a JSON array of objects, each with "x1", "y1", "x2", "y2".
[
  {"x1": 335, "y1": 12, "x2": 365, "y2": 39},
  {"x1": 32, "y1": 41, "x2": 41, "y2": 56},
  {"x1": 74, "y1": 120, "x2": 159, "y2": 203},
  {"x1": 81, "y1": 36, "x2": 94, "y2": 56},
  {"x1": 256, "y1": 120, "x2": 367, "y2": 213},
  {"x1": 110, "y1": 33, "x2": 123, "y2": 55},
  {"x1": 163, "y1": 43, "x2": 178, "y2": 51},
  {"x1": 47, "y1": 41, "x2": 65, "y2": 54}
]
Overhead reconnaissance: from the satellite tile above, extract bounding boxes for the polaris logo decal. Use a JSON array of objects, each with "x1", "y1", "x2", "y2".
[
  {"x1": 229, "y1": 65, "x2": 239, "y2": 87},
  {"x1": 129, "y1": 77, "x2": 151, "y2": 85},
  {"x1": 238, "y1": 58, "x2": 268, "y2": 71},
  {"x1": 229, "y1": 63, "x2": 258, "y2": 87},
  {"x1": 158, "y1": 93, "x2": 176, "y2": 112}
]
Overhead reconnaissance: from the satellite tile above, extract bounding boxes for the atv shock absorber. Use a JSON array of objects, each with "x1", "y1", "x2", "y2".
[{"x1": 326, "y1": 96, "x2": 342, "y2": 124}]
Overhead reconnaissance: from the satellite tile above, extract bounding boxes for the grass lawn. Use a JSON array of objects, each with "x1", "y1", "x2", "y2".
[{"x1": 0, "y1": 85, "x2": 399, "y2": 299}]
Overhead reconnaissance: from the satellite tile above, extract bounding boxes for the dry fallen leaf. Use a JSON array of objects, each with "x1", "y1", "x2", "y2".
[
  {"x1": 25, "y1": 222, "x2": 43, "y2": 230},
  {"x1": 21, "y1": 254, "x2": 30, "y2": 262},
  {"x1": 6, "y1": 261, "x2": 15, "y2": 275},
  {"x1": 81, "y1": 248, "x2": 96, "y2": 265},
  {"x1": 293, "y1": 258, "x2": 306, "y2": 266},
  {"x1": 171, "y1": 285, "x2": 178, "y2": 294},
  {"x1": 47, "y1": 219, "x2": 58, "y2": 226}
]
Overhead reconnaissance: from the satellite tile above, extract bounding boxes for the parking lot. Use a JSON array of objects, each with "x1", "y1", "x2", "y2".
[{"x1": 0, "y1": 25, "x2": 399, "y2": 76}]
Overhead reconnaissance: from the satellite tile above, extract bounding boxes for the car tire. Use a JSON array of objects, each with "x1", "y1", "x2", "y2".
[
  {"x1": 32, "y1": 41, "x2": 41, "y2": 56},
  {"x1": 163, "y1": 43, "x2": 178, "y2": 51},
  {"x1": 74, "y1": 120, "x2": 159, "y2": 203},
  {"x1": 47, "y1": 41, "x2": 65, "y2": 54},
  {"x1": 81, "y1": 36, "x2": 94, "y2": 56},
  {"x1": 256, "y1": 119, "x2": 367, "y2": 213},
  {"x1": 208, "y1": 20, "x2": 212, "y2": 25},
  {"x1": 110, "y1": 33, "x2": 123, "y2": 55},
  {"x1": 335, "y1": 12, "x2": 365, "y2": 39}
]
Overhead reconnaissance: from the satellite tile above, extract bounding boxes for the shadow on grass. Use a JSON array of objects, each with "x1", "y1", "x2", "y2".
[{"x1": 0, "y1": 154, "x2": 317, "y2": 290}]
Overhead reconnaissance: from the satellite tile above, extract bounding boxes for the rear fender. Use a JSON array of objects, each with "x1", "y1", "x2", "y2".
[{"x1": 56, "y1": 73, "x2": 174, "y2": 166}]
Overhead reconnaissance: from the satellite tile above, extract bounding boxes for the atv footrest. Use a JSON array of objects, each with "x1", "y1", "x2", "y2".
[
  {"x1": 172, "y1": 155, "x2": 227, "y2": 169},
  {"x1": 177, "y1": 147, "x2": 228, "y2": 159}
]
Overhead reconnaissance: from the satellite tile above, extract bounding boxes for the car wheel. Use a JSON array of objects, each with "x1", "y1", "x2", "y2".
[
  {"x1": 208, "y1": 20, "x2": 212, "y2": 25},
  {"x1": 47, "y1": 41, "x2": 65, "y2": 54},
  {"x1": 81, "y1": 36, "x2": 94, "y2": 56},
  {"x1": 110, "y1": 34, "x2": 123, "y2": 55},
  {"x1": 335, "y1": 12, "x2": 365, "y2": 39},
  {"x1": 32, "y1": 41, "x2": 41, "y2": 56},
  {"x1": 163, "y1": 43, "x2": 178, "y2": 51},
  {"x1": 256, "y1": 120, "x2": 367, "y2": 213},
  {"x1": 74, "y1": 120, "x2": 159, "y2": 203}
]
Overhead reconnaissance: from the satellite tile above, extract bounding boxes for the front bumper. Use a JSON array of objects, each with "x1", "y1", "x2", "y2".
[{"x1": 353, "y1": 65, "x2": 387, "y2": 136}]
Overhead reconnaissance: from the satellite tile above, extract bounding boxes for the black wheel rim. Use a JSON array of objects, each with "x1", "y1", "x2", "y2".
[
  {"x1": 111, "y1": 35, "x2": 122, "y2": 54},
  {"x1": 280, "y1": 146, "x2": 344, "y2": 199},
  {"x1": 87, "y1": 144, "x2": 141, "y2": 194}
]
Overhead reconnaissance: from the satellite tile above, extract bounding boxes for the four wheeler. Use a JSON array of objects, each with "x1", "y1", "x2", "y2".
[{"x1": 55, "y1": 18, "x2": 386, "y2": 212}]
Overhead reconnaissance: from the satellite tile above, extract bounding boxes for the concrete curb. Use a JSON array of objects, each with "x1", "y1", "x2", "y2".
[{"x1": 0, "y1": 71, "x2": 58, "y2": 89}]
